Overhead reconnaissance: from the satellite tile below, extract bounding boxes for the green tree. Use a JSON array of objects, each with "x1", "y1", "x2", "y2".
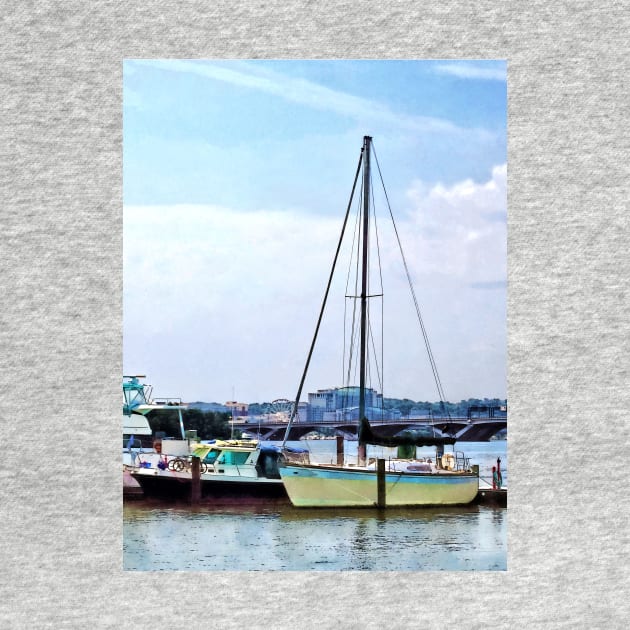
[
  {"x1": 147, "y1": 408, "x2": 236, "y2": 440},
  {"x1": 182, "y1": 408, "x2": 236, "y2": 440}
]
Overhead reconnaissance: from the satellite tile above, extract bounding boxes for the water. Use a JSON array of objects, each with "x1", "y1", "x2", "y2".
[{"x1": 123, "y1": 441, "x2": 507, "y2": 571}]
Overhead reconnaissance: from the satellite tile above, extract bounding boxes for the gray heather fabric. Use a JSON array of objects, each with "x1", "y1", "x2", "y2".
[{"x1": 1, "y1": 1, "x2": 628, "y2": 628}]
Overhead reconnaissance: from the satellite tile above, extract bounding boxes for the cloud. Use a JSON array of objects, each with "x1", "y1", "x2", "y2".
[
  {"x1": 123, "y1": 203, "x2": 354, "y2": 400},
  {"x1": 124, "y1": 165, "x2": 506, "y2": 402},
  {"x1": 128, "y1": 59, "x2": 475, "y2": 136},
  {"x1": 434, "y1": 62, "x2": 507, "y2": 81},
  {"x1": 402, "y1": 164, "x2": 507, "y2": 284},
  {"x1": 124, "y1": 203, "x2": 340, "y2": 318}
]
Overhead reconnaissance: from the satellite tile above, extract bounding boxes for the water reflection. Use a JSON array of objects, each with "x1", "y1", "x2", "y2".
[{"x1": 124, "y1": 500, "x2": 506, "y2": 571}]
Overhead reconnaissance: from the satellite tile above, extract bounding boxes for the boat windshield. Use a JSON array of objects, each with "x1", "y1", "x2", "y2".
[
  {"x1": 203, "y1": 450, "x2": 220, "y2": 464},
  {"x1": 217, "y1": 450, "x2": 250, "y2": 466},
  {"x1": 123, "y1": 378, "x2": 149, "y2": 414}
]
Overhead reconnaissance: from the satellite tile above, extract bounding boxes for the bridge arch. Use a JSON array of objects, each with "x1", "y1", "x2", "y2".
[{"x1": 240, "y1": 417, "x2": 506, "y2": 442}]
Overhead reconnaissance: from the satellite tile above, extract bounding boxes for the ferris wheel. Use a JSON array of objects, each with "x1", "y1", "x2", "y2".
[{"x1": 268, "y1": 398, "x2": 293, "y2": 422}]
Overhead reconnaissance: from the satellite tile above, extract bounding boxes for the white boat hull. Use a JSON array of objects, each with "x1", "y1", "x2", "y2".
[{"x1": 279, "y1": 464, "x2": 479, "y2": 507}]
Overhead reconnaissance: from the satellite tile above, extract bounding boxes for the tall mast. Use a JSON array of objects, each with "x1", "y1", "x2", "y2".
[{"x1": 358, "y1": 135, "x2": 371, "y2": 464}]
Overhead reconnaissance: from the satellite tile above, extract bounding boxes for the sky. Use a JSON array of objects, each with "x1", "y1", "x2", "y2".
[{"x1": 123, "y1": 59, "x2": 507, "y2": 404}]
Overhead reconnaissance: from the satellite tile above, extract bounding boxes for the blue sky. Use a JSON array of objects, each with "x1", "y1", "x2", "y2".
[{"x1": 123, "y1": 60, "x2": 507, "y2": 403}]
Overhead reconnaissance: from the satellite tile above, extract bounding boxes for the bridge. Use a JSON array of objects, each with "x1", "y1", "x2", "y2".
[{"x1": 234, "y1": 416, "x2": 507, "y2": 442}]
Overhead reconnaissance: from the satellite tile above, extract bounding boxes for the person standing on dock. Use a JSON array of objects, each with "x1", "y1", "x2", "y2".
[
  {"x1": 127, "y1": 434, "x2": 137, "y2": 466},
  {"x1": 492, "y1": 459, "x2": 503, "y2": 489}
]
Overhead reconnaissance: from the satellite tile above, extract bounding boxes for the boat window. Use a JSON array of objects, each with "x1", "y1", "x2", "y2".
[
  {"x1": 203, "y1": 450, "x2": 220, "y2": 464},
  {"x1": 259, "y1": 453, "x2": 281, "y2": 479},
  {"x1": 217, "y1": 451, "x2": 250, "y2": 466}
]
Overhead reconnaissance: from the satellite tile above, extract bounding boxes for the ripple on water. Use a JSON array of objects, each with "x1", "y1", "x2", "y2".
[{"x1": 123, "y1": 500, "x2": 506, "y2": 571}]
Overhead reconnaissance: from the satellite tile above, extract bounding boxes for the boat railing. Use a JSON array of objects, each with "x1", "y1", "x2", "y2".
[
  {"x1": 281, "y1": 449, "x2": 310, "y2": 465},
  {"x1": 454, "y1": 451, "x2": 470, "y2": 471},
  {"x1": 152, "y1": 397, "x2": 185, "y2": 406}
]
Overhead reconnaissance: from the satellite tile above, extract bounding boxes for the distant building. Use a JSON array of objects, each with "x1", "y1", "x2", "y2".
[
  {"x1": 245, "y1": 400, "x2": 308, "y2": 424},
  {"x1": 334, "y1": 406, "x2": 401, "y2": 422},
  {"x1": 307, "y1": 386, "x2": 381, "y2": 421},
  {"x1": 307, "y1": 389, "x2": 335, "y2": 421},
  {"x1": 225, "y1": 400, "x2": 249, "y2": 416},
  {"x1": 187, "y1": 401, "x2": 228, "y2": 413},
  {"x1": 225, "y1": 401, "x2": 249, "y2": 420},
  {"x1": 293, "y1": 401, "x2": 309, "y2": 423}
]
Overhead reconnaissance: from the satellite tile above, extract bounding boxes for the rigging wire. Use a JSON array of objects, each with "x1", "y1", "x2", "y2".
[
  {"x1": 372, "y1": 143, "x2": 452, "y2": 424},
  {"x1": 345, "y1": 165, "x2": 387, "y2": 424},
  {"x1": 370, "y1": 171, "x2": 386, "y2": 421},
  {"x1": 344, "y1": 163, "x2": 387, "y2": 424},
  {"x1": 365, "y1": 171, "x2": 372, "y2": 417},
  {"x1": 344, "y1": 179, "x2": 364, "y2": 399},
  {"x1": 341, "y1": 180, "x2": 363, "y2": 409},
  {"x1": 282, "y1": 148, "x2": 364, "y2": 447},
  {"x1": 367, "y1": 318, "x2": 384, "y2": 420}
]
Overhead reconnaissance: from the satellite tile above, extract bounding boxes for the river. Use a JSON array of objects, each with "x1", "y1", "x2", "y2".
[{"x1": 123, "y1": 440, "x2": 507, "y2": 571}]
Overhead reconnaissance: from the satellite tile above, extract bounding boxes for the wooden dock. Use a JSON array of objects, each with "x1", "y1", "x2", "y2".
[{"x1": 474, "y1": 486, "x2": 507, "y2": 507}]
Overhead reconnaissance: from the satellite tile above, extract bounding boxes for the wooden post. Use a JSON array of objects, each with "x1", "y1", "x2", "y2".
[
  {"x1": 376, "y1": 458, "x2": 386, "y2": 508},
  {"x1": 336, "y1": 435, "x2": 344, "y2": 465},
  {"x1": 191, "y1": 456, "x2": 201, "y2": 504}
]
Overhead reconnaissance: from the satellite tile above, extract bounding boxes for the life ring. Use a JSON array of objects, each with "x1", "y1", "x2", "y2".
[{"x1": 441, "y1": 453, "x2": 455, "y2": 471}]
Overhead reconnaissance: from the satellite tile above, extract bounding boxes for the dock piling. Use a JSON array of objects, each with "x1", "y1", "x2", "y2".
[
  {"x1": 376, "y1": 458, "x2": 386, "y2": 508},
  {"x1": 336, "y1": 435, "x2": 344, "y2": 465},
  {"x1": 191, "y1": 456, "x2": 201, "y2": 504}
]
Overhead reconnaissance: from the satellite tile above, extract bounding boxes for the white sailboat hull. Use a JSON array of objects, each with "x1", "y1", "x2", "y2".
[{"x1": 279, "y1": 464, "x2": 479, "y2": 507}]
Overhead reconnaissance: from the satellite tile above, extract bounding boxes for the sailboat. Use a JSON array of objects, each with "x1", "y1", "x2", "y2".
[{"x1": 278, "y1": 136, "x2": 479, "y2": 508}]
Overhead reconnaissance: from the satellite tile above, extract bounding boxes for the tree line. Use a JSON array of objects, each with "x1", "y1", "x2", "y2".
[
  {"x1": 147, "y1": 408, "x2": 238, "y2": 440},
  {"x1": 249, "y1": 397, "x2": 507, "y2": 418},
  {"x1": 146, "y1": 397, "x2": 507, "y2": 441}
]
